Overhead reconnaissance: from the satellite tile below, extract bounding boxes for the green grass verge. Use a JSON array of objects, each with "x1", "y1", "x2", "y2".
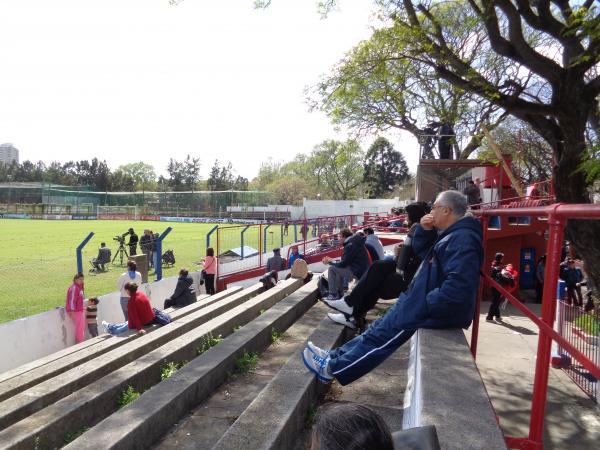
[{"x1": 0, "y1": 218, "x2": 305, "y2": 324}]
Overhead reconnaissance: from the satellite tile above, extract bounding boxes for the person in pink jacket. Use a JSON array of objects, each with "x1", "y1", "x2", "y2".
[
  {"x1": 200, "y1": 247, "x2": 217, "y2": 295},
  {"x1": 66, "y1": 272, "x2": 86, "y2": 343}
]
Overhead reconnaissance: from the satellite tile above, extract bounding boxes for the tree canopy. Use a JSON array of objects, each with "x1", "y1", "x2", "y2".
[{"x1": 363, "y1": 137, "x2": 409, "y2": 197}]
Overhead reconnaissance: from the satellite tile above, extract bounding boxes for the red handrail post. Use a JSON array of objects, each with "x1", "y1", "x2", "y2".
[
  {"x1": 528, "y1": 207, "x2": 565, "y2": 448},
  {"x1": 471, "y1": 215, "x2": 489, "y2": 359}
]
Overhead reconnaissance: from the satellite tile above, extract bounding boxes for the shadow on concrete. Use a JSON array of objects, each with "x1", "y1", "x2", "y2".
[{"x1": 492, "y1": 319, "x2": 538, "y2": 336}]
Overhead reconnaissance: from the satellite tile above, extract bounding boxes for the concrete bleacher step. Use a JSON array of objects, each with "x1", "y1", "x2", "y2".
[
  {"x1": 0, "y1": 288, "x2": 241, "y2": 402},
  {"x1": 0, "y1": 279, "x2": 304, "y2": 450},
  {"x1": 211, "y1": 310, "x2": 353, "y2": 450},
  {"x1": 152, "y1": 301, "x2": 341, "y2": 450},
  {"x1": 62, "y1": 278, "x2": 318, "y2": 450},
  {"x1": 0, "y1": 284, "x2": 265, "y2": 432}
]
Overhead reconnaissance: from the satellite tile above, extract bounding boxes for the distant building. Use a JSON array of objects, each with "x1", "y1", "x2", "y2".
[{"x1": 0, "y1": 143, "x2": 19, "y2": 165}]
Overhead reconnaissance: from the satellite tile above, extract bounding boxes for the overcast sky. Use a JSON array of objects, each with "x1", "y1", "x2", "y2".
[{"x1": 0, "y1": 0, "x2": 419, "y2": 180}]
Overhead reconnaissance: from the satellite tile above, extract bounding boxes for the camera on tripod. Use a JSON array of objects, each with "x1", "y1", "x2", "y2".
[{"x1": 113, "y1": 235, "x2": 126, "y2": 245}]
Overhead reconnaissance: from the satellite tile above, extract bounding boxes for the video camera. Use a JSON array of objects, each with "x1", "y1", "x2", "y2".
[{"x1": 113, "y1": 235, "x2": 126, "y2": 245}]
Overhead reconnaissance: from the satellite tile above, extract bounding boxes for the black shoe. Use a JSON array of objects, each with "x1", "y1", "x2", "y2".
[
  {"x1": 485, "y1": 316, "x2": 494, "y2": 322},
  {"x1": 495, "y1": 316, "x2": 502, "y2": 322}
]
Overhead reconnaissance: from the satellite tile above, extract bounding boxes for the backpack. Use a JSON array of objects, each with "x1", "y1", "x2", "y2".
[
  {"x1": 290, "y1": 258, "x2": 309, "y2": 279},
  {"x1": 317, "y1": 274, "x2": 329, "y2": 299},
  {"x1": 152, "y1": 308, "x2": 172, "y2": 326},
  {"x1": 162, "y1": 249, "x2": 176, "y2": 267}
]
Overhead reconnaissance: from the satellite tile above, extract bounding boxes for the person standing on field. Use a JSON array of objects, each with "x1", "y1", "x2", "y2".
[
  {"x1": 66, "y1": 273, "x2": 86, "y2": 343},
  {"x1": 117, "y1": 260, "x2": 142, "y2": 320}
]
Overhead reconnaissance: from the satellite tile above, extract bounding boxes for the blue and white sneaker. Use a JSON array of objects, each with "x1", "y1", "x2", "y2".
[
  {"x1": 302, "y1": 347, "x2": 333, "y2": 384},
  {"x1": 307, "y1": 340, "x2": 329, "y2": 359}
]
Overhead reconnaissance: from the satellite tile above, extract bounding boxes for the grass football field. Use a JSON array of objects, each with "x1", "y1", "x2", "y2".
[{"x1": 0, "y1": 219, "x2": 300, "y2": 324}]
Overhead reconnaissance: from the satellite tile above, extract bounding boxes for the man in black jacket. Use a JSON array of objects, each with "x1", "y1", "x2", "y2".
[
  {"x1": 127, "y1": 228, "x2": 139, "y2": 256},
  {"x1": 164, "y1": 268, "x2": 197, "y2": 309},
  {"x1": 321, "y1": 228, "x2": 369, "y2": 301}
]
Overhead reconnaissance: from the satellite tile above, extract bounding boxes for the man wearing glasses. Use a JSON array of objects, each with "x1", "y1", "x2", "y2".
[{"x1": 303, "y1": 190, "x2": 484, "y2": 385}]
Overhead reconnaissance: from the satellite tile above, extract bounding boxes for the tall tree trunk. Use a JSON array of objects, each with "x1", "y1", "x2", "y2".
[{"x1": 553, "y1": 112, "x2": 600, "y2": 297}]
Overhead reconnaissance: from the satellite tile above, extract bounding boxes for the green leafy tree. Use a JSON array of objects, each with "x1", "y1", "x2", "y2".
[
  {"x1": 115, "y1": 162, "x2": 157, "y2": 192},
  {"x1": 166, "y1": 158, "x2": 186, "y2": 191},
  {"x1": 363, "y1": 137, "x2": 409, "y2": 198},
  {"x1": 311, "y1": 3, "x2": 515, "y2": 159},
  {"x1": 312, "y1": 139, "x2": 365, "y2": 200},
  {"x1": 183, "y1": 155, "x2": 201, "y2": 192}
]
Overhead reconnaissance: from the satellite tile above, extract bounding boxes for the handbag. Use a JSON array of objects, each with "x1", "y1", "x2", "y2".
[{"x1": 153, "y1": 308, "x2": 172, "y2": 326}]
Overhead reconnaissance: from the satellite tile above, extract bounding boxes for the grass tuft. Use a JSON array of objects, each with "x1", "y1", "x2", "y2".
[
  {"x1": 234, "y1": 350, "x2": 259, "y2": 373},
  {"x1": 117, "y1": 385, "x2": 140, "y2": 408}
]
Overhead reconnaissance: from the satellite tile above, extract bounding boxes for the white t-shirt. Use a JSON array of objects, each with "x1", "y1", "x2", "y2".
[{"x1": 117, "y1": 271, "x2": 142, "y2": 297}]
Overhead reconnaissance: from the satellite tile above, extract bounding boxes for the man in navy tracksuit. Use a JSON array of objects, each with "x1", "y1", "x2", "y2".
[{"x1": 303, "y1": 190, "x2": 483, "y2": 385}]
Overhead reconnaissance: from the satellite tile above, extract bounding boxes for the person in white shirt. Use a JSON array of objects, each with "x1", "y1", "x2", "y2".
[{"x1": 117, "y1": 260, "x2": 142, "y2": 320}]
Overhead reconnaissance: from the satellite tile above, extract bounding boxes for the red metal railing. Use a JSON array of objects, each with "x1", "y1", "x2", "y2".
[{"x1": 472, "y1": 203, "x2": 600, "y2": 450}]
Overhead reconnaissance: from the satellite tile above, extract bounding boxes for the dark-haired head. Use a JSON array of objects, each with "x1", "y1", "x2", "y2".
[
  {"x1": 311, "y1": 402, "x2": 393, "y2": 450},
  {"x1": 124, "y1": 282, "x2": 138, "y2": 294},
  {"x1": 405, "y1": 201, "x2": 430, "y2": 226},
  {"x1": 206, "y1": 247, "x2": 214, "y2": 257},
  {"x1": 179, "y1": 268, "x2": 189, "y2": 277},
  {"x1": 363, "y1": 227, "x2": 374, "y2": 235},
  {"x1": 339, "y1": 228, "x2": 353, "y2": 239},
  {"x1": 127, "y1": 260, "x2": 137, "y2": 271},
  {"x1": 73, "y1": 272, "x2": 84, "y2": 283}
]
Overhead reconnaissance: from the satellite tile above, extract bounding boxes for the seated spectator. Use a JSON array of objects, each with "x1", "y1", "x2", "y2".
[
  {"x1": 364, "y1": 227, "x2": 384, "y2": 260},
  {"x1": 303, "y1": 190, "x2": 483, "y2": 385},
  {"x1": 91, "y1": 242, "x2": 111, "y2": 272},
  {"x1": 259, "y1": 270, "x2": 278, "y2": 290},
  {"x1": 324, "y1": 202, "x2": 429, "y2": 329},
  {"x1": 164, "y1": 268, "x2": 197, "y2": 309},
  {"x1": 321, "y1": 228, "x2": 369, "y2": 301},
  {"x1": 310, "y1": 402, "x2": 393, "y2": 450},
  {"x1": 117, "y1": 261, "x2": 142, "y2": 320},
  {"x1": 317, "y1": 234, "x2": 332, "y2": 250},
  {"x1": 287, "y1": 245, "x2": 305, "y2": 269},
  {"x1": 265, "y1": 248, "x2": 286, "y2": 273},
  {"x1": 102, "y1": 282, "x2": 163, "y2": 335}
]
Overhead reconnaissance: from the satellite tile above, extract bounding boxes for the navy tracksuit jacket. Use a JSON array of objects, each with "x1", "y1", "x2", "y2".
[{"x1": 328, "y1": 216, "x2": 484, "y2": 385}]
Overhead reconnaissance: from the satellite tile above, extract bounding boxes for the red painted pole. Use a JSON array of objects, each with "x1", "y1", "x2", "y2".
[
  {"x1": 528, "y1": 208, "x2": 565, "y2": 448},
  {"x1": 471, "y1": 216, "x2": 488, "y2": 359}
]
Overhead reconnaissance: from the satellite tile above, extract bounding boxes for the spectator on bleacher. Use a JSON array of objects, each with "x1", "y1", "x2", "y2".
[
  {"x1": 303, "y1": 190, "x2": 483, "y2": 385},
  {"x1": 324, "y1": 202, "x2": 428, "y2": 329},
  {"x1": 200, "y1": 247, "x2": 217, "y2": 295},
  {"x1": 535, "y1": 255, "x2": 546, "y2": 303},
  {"x1": 363, "y1": 227, "x2": 384, "y2": 260},
  {"x1": 103, "y1": 282, "x2": 158, "y2": 335},
  {"x1": 317, "y1": 234, "x2": 332, "y2": 251},
  {"x1": 321, "y1": 228, "x2": 369, "y2": 302},
  {"x1": 86, "y1": 297, "x2": 99, "y2": 337},
  {"x1": 164, "y1": 268, "x2": 197, "y2": 309},
  {"x1": 563, "y1": 258, "x2": 584, "y2": 307},
  {"x1": 266, "y1": 248, "x2": 286, "y2": 273},
  {"x1": 66, "y1": 272, "x2": 86, "y2": 344},
  {"x1": 463, "y1": 180, "x2": 481, "y2": 208},
  {"x1": 311, "y1": 402, "x2": 394, "y2": 450},
  {"x1": 117, "y1": 261, "x2": 142, "y2": 320},
  {"x1": 288, "y1": 246, "x2": 305, "y2": 269},
  {"x1": 91, "y1": 242, "x2": 111, "y2": 272}
]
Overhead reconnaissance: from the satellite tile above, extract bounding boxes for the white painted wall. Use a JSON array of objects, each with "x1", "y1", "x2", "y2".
[{"x1": 0, "y1": 270, "x2": 205, "y2": 375}]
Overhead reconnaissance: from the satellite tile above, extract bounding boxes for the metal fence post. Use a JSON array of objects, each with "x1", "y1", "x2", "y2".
[
  {"x1": 76, "y1": 232, "x2": 95, "y2": 274},
  {"x1": 528, "y1": 206, "x2": 565, "y2": 448},
  {"x1": 294, "y1": 223, "x2": 298, "y2": 242},
  {"x1": 206, "y1": 225, "x2": 218, "y2": 250},
  {"x1": 263, "y1": 224, "x2": 271, "y2": 253},
  {"x1": 240, "y1": 225, "x2": 250, "y2": 259},
  {"x1": 280, "y1": 224, "x2": 284, "y2": 248},
  {"x1": 155, "y1": 226, "x2": 173, "y2": 281}
]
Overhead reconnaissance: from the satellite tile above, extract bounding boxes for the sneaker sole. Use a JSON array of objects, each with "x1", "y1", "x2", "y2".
[
  {"x1": 327, "y1": 314, "x2": 357, "y2": 330},
  {"x1": 322, "y1": 299, "x2": 353, "y2": 316},
  {"x1": 301, "y1": 350, "x2": 332, "y2": 384},
  {"x1": 307, "y1": 342, "x2": 329, "y2": 359}
]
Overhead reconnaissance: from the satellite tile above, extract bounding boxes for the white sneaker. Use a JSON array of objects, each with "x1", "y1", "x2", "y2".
[
  {"x1": 323, "y1": 297, "x2": 353, "y2": 315},
  {"x1": 307, "y1": 341, "x2": 329, "y2": 359},
  {"x1": 101, "y1": 320, "x2": 110, "y2": 334},
  {"x1": 327, "y1": 312, "x2": 357, "y2": 330},
  {"x1": 301, "y1": 347, "x2": 333, "y2": 383}
]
